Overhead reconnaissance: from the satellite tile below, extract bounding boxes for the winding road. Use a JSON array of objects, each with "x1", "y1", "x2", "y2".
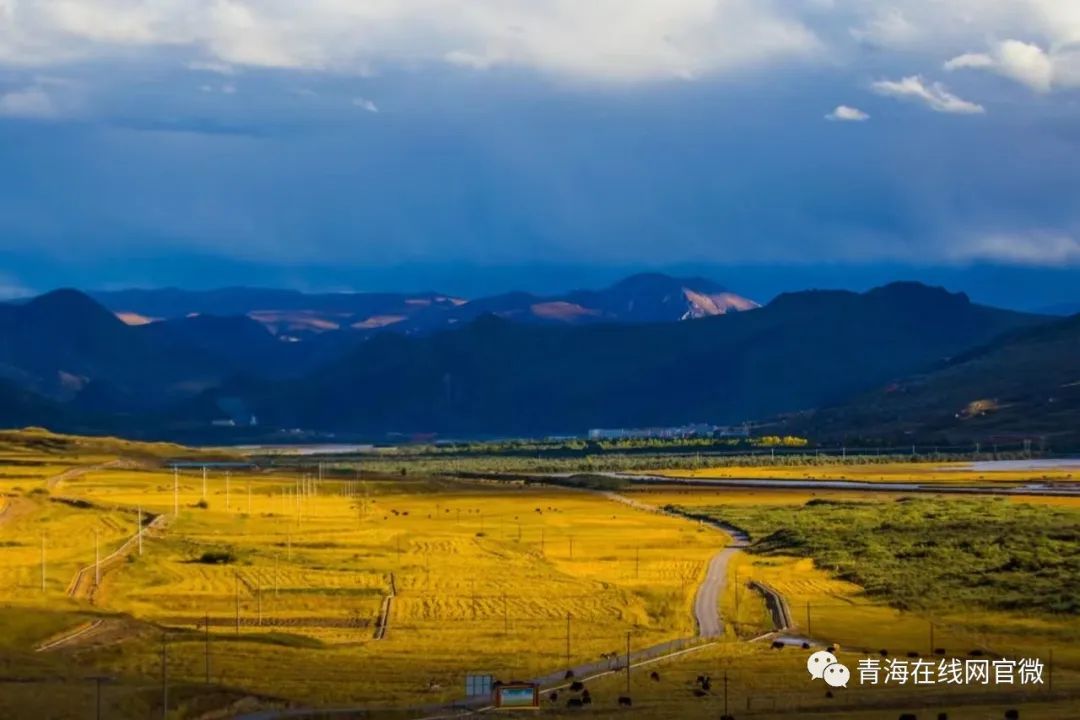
[
  {"x1": 693, "y1": 535, "x2": 748, "y2": 637},
  {"x1": 598, "y1": 489, "x2": 748, "y2": 638}
]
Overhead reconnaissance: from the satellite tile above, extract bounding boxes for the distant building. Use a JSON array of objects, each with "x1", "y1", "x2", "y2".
[{"x1": 587, "y1": 423, "x2": 749, "y2": 440}]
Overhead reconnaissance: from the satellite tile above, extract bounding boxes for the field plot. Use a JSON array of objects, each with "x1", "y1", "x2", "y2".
[{"x1": 1, "y1": 457, "x2": 724, "y2": 713}]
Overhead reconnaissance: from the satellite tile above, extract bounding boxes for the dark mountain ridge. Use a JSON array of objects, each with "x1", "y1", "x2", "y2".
[
  {"x1": 0, "y1": 280, "x2": 1061, "y2": 442},
  {"x1": 213, "y1": 282, "x2": 1045, "y2": 437},
  {"x1": 786, "y1": 311, "x2": 1080, "y2": 444}
]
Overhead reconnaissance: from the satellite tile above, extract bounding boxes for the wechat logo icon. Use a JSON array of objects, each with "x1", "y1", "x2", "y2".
[{"x1": 807, "y1": 650, "x2": 849, "y2": 688}]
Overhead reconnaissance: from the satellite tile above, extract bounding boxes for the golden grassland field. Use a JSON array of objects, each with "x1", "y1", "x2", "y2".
[
  {"x1": 656, "y1": 460, "x2": 1079, "y2": 485},
  {"x1": 0, "y1": 430, "x2": 1077, "y2": 719},
  {"x1": 0, "y1": 441, "x2": 723, "y2": 716}
]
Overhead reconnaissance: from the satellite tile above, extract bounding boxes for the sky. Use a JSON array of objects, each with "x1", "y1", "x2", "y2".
[{"x1": 1, "y1": 1, "x2": 1080, "y2": 305}]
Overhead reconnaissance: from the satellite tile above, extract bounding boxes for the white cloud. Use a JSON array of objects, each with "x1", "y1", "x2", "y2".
[
  {"x1": 850, "y1": 8, "x2": 918, "y2": 48},
  {"x1": 0, "y1": 86, "x2": 57, "y2": 118},
  {"x1": 825, "y1": 104, "x2": 869, "y2": 121},
  {"x1": 0, "y1": 0, "x2": 822, "y2": 83},
  {"x1": 946, "y1": 39, "x2": 1056, "y2": 92},
  {"x1": 199, "y1": 82, "x2": 236, "y2": 94},
  {"x1": 871, "y1": 75, "x2": 985, "y2": 115},
  {"x1": 352, "y1": 97, "x2": 378, "y2": 113},
  {"x1": 953, "y1": 233, "x2": 1080, "y2": 266},
  {"x1": 188, "y1": 60, "x2": 236, "y2": 75},
  {"x1": 943, "y1": 53, "x2": 994, "y2": 72}
]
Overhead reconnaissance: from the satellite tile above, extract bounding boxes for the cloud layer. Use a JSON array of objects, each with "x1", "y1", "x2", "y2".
[
  {"x1": 0, "y1": 0, "x2": 824, "y2": 82},
  {"x1": 2, "y1": 1, "x2": 1080, "y2": 275}
]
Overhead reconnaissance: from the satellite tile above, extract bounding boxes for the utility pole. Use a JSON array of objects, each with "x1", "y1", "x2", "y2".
[
  {"x1": 723, "y1": 670, "x2": 729, "y2": 718},
  {"x1": 94, "y1": 529, "x2": 101, "y2": 587},
  {"x1": 137, "y1": 506, "x2": 143, "y2": 556},
  {"x1": 204, "y1": 612, "x2": 211, "y2": 685},
  {"x1": 734, "y1": 568, "x2": 740, "y2": 622},
  {"x1": 625, "y1": 631, "x2": 631, "y2": 694},
  {"x1": 234, "y1": 572, "x2": 240, "y2": 636},
  {"x1": 566, "y1": 612, "x2": 572, "y2": 668},
  {"x1": 160, "y1": 633, "x2": 168, "y2": 720}
]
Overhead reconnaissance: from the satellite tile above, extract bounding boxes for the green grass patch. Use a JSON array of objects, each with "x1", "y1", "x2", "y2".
[{"x1": 681, "y1": 498, "x2": 1080, "y2": 615}]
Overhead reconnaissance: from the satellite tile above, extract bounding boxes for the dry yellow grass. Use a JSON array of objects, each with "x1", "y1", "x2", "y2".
[
  {"x1": 1, "y1": 431, "x2": 1077, "y2": 718},
  {"x1": 658, "y1": 461, "x2": 1079, "y2": 485},
  {"x1": 2, "y1": 464, "x2": 724, "y2": 710}
]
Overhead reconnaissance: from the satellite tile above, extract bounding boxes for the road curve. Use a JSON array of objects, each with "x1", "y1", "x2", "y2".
[
  {"x1": 598, "y1": 490, "x2": 749, "y2": 638},
  {"x1": 693, "y1": 544, "x2": 743, "y2": 637}
]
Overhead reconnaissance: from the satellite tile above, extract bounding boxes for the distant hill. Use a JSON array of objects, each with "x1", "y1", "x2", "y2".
[
  {"x1": 783, "y1": 312, "x2": 1080, "y2": 445},
  {"x1": 217, "y1": 282, "x2": 1044, "y2": 436},
  {"x1": 1035, "y1": 302, "x2": 1080, "y2": 316},
  {"x1": 0, "y1": 289, "x2": 228, "y2": 408},
  {"x1": 91, "y1": 273, "x2": 759, "y2": 338}
]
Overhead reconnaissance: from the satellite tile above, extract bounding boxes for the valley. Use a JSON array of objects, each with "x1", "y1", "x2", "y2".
[{"x1": 0, "y1": 430, "x2": 1076, "y2": 719}]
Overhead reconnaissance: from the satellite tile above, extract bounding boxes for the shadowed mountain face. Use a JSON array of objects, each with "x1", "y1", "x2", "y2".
[
  {"x1": 216, "y1": 282, "x2": 1046, "y2": 437},
  {"x1": 0, "y1": 281, "x2": 1060, "y2": 441},
  {"x1": 0, "y1": 289, "x2": 227, "y2": 408},
  {"x1": 91, "y1": 273, "x2": 759, "y2": 338},
  {"x1": 784, "y1": 312, "x2": 1080, "y2": 445}
]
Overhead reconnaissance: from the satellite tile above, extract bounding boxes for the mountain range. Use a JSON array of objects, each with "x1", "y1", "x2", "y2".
[
  {"x1": 2, "y1": 274, "x2": 1072, "y2": 444},
  {"x1": 91, "y1": 273, "x2": 758, "y2": 340},
  {"x1": 785, "y1": 311, "x2": 1080, "y2": 444}
]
